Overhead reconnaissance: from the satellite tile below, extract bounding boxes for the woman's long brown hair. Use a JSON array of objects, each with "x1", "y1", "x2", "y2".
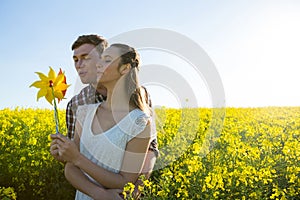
[{"x1": 111, "y1": 43, "x2": 151, "y2": 116}]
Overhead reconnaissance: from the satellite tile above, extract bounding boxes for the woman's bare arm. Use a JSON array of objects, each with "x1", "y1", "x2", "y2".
[{"x1": 58, "y1": 122, "x2": 151, "y2": 189}]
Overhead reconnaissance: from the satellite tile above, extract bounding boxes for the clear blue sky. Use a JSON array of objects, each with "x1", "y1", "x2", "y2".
[{"x1": 1, "y1": 0, "x2": 300, "y2": 109}]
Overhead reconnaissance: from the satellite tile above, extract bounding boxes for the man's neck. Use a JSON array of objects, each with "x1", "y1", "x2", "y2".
[{"x1": 91, "y1": 83, "x2": 107, "y2": 97}]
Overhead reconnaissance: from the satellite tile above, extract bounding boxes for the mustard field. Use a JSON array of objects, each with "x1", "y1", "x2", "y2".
[{"x1": 0, "y1": 107, "x2": 299, "y2": 199}]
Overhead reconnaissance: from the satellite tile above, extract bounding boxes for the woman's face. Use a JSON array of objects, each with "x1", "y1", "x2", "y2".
[{"x1": 96, "y1": 46, "x2": 122, "y2": 84}]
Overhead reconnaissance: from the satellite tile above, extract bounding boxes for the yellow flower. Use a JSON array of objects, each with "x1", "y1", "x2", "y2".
[
  {"x1": 143, "y1": 179, "x2": 152, "y2": 187},
  {"x1": 30, "y1": 67, "x2": 69, "y2": 104}
]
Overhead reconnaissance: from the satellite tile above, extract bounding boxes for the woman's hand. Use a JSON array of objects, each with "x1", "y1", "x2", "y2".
[
  {"x1": 104, "y1": 189, "x2": 123, "y2": 200},
  {"x1": 50, "y1": 133, "x2": 80, "y2": 164},
  {"x1": 50, "y1": 133, "x2": 65, "y2": 163}
]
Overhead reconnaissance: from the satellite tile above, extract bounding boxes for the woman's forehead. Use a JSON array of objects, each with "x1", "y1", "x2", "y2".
[{"x1": 102, "y1": 46, "x2": 121, "y2": 57}]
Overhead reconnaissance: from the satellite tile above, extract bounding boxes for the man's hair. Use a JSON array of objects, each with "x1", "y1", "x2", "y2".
[{"x1": 71, "y1": 34, "x2": 108, "y2": 54}]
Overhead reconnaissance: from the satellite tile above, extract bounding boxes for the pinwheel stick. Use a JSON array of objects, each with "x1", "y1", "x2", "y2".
[{"x1": 50, "y1": 80, "x2": 60, "y2": 133}]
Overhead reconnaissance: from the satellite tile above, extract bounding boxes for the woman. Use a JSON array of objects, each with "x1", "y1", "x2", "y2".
[{"x1": 51, "y1": 44, "x2": 154, "y2": 199}]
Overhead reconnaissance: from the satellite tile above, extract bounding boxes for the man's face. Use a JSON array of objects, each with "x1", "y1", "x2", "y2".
[{"x1": 73, "y1": 43, "x2": 101, "y2": 85}]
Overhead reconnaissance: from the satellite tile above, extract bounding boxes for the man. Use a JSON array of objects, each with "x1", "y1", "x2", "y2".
[
  {"x1": 66, "y1": 34, "x2": 108, "y2": 140},
  {"x1": 51, "y1": 34, "x2": 158, "y2": 198}
]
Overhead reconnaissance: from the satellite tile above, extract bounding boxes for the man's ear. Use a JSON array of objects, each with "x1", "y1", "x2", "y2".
[{"x1": 119, "y1": 64, "x2": 131, "y2": 75}]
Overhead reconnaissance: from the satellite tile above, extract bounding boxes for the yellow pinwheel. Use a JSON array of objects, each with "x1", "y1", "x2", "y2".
[
  {"x1": 30, "y1": 67, "x2": 69, "y2": 105},
  {"x1": 30, "y1": 66, "x2": 70, "y2": 133}
]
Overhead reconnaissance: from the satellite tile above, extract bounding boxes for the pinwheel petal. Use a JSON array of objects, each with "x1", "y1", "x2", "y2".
[
  {"x1": 54, "y1": 73, "x2": 65, "y2": 86},
  {"x1": 55, "y1": 83, "x2": 69, "y2": 91},
  {"x1": 48, "y1": 67, "x2": 56, "y2": 80},
  {"x1": 54, "y1": 91, "x2": 64, "y2": 100},
  {"x1": 45, "y1": 89, "x2": 54, "y2": 105},
  {"x1": 36, "y1": 88, "x2": 48, "y2": 101},
  {"x1": 30, "y1": 81, "x2": 46, "y2": 88},
  {"x1": 35, "y1": 72, "x2": 48, "y2": 81}
]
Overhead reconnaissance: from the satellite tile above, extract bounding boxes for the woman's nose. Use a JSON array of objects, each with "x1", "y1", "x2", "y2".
[{"x1": 96, "y1": 62, "x2": 103, "y2": 70}]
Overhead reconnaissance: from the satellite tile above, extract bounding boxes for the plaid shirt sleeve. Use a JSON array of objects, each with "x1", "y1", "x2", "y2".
[
  {"x1": 66, "y1": 85, "x2": 91, "y2": 139},
  {"x1": 66, "y1": 99, "x2": 75, "y2": 139}
]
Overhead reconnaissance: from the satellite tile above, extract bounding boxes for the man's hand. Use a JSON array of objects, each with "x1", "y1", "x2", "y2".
[
  {"x1": 90, "y1": 188, "x2": 123, "y2": 200},
  {"x1": 104, "y1": 189, "x2": 123, "y2": 200}
]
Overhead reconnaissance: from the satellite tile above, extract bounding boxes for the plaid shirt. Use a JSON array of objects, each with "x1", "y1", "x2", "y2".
[{"x1": 66, "y1": 84, "x2": 159, "y2": 157}]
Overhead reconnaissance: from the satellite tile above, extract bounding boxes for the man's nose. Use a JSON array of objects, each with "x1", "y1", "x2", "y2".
[{"x1": 75, "y1": 59, "x2": 84, "y2": 69}]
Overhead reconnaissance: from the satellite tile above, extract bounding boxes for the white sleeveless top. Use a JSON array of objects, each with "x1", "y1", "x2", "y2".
[{"x1": 75, "y1": 103, "x2": 151, "y2": 200}]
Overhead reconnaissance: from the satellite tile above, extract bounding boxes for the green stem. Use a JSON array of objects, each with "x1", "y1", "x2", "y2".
[{"x1": 51, "y1": 87, "x2": 59, "y2": 133}]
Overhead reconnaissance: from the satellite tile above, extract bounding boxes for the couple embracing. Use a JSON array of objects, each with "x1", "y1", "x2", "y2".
[{"x1": 50, "y1": 35, "x2": 159, "y2": 200}]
